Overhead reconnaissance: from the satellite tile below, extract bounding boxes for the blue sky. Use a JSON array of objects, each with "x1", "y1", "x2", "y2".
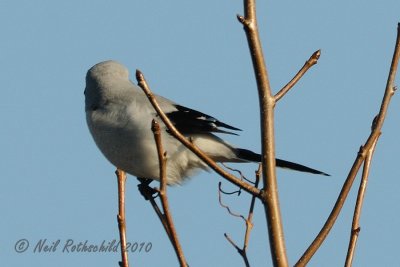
[{"x1": 1, "y1": 1, "x2": 399, "y2": 266}]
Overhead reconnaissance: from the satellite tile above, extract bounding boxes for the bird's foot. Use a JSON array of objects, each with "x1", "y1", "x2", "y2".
[{"x1": 137, "y1": 178, "x2": 158, "y2": 200}]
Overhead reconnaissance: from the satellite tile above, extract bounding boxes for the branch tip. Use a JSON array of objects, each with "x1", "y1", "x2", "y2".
[
  {"x1": 307, "y1": 50, "x2": 321, "y2": 66},
  {"x1": 312, "y1": 49, "x2": 321, "y2": 60},
  {"x1": 135, "y1": 69, "x2": 144, "y2": 83},
  {"x1": 275, "y1": 49, "x2": 321, "y2": 102}
]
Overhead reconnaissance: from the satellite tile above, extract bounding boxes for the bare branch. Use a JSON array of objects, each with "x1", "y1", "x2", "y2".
[
  {"x1": 224, "y1": 233, "x2": 251, "y2": 267},
  {"x1": 243, "y1": 165, "x2": 261, "y2": 251},
  {"x1": 222, "y1": 163, "x2": 255, "y2": 185},
  {"x1": 137, "y1": 178, "x2": 187, "y2": 255},
  {"x1": 143, "y1": 186, "x2": 172, "y2": 237},
  {"x1": 345, "y1": 135, "x2": 380, "y2": 267},
  {"x1": 224, "y1": 233, "x2": 242, "y2": 254},
  {"x1": 274, "y1": 50, "x2": 321, "y2": 102},
  {"x1": 222, "y1": 165, "x2": 261, "y2": 267},
  {"x1": 295, "y1": 23, "x2": 400, "y2": 267},
  {"x1": 152, "y1": 120, "x2": 188, "y2": 267},
  {"x1": 240, "y1": 0, "x2": 288, "y2": 265},
  {"x1": 135, "y1": 70, "x2": 261, "y2": 197},
  {"x1": 115, "y1": 169, "x2": 129, "y2": 267},
  {"x1": 218, "y1": 182, "x2": 247, "y2": 221}
]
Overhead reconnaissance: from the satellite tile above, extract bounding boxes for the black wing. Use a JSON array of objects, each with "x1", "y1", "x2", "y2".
[{"x1": 165, "y1": 104, "x2": 241, "y2": 135}]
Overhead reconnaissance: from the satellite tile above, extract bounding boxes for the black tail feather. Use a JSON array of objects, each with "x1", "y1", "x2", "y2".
[
  {"x1": 275, "y1": 158, "x2": 330, "y2": 176},
  {"x1": 235, "y1": 148, "x2": 330, "y2": 176}
]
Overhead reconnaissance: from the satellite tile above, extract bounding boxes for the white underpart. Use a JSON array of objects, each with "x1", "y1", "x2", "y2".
[{"x1": 85, "y1": 60, "x2": 241, "y2": 185}]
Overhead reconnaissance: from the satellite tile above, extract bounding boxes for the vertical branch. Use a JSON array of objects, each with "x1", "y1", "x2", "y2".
[
  {"x1": 238, "y1": 0, "x2": 288, "y2": 266},
  {"x1": 295, "y1": 23, "x2": 400, "y2": 267},
  {"x1": 344, "y1": 136, "x2": 379, "y2": 267},
  {"x1": 151, "y1": 120, "x2": 188, "y2": 267},
  {"x1": 116, "y1": 169, "x2": 129, "y2": 267}
]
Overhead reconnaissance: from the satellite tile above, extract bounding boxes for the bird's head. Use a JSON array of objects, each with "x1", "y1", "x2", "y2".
[{"x1": 84, "y1": 60, "x2": 132, "y2": 111}]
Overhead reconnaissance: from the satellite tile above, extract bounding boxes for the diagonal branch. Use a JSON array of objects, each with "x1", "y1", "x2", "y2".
[
  {"x1": 238, "y1": 0, "x2": 288, "y2": 265},
  {"x1": 274, "y1": 50, "x2": 321, "y2": 102},
  {"x1": 151, "y1": 120, "x2": 188, "y2": 267},
  {"x1": 224, "y1": 233, "x2": 251, "y2": 267},
  {"x1": 295, "y1": 23, "x2": 400, "y2": 267},
  {"x1": 135, "y1": 70, "x2": 260, "y2": 197},
  {"x1": 344, "y1": 135, "x2": 380, "y2": 267},
  {"x1": 137, "y1": 178, "x2": 174, "y2": 243}
]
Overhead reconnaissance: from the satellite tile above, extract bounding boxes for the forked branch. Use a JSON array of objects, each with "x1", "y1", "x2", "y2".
[
  {"x1": 295, "y1": 23, "x2": 400, "y2": 267},
  {"x1": 344, "y1": 135, "x2": 380, "y2": 267},
  {"x1": 221, "y1": 165, "x2": 262, "y2": 267},
  {"x1": 239, "y1": 0, "x2": 288, "y2": 265}
]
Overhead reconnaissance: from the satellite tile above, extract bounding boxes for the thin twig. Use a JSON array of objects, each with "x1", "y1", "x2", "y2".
[
  {"x1": 224, "y1": 233, "x2": 251, "y2": 267},
  {"x1": 222, "y1": 163, "x2": 255, "y2": 185},
  {"x1": 274, "y1": 50, "x2": 321, "y2": 102},
  {"x1": 295, "y1": 23, "x2": 400, "y2": 267},
  {"x1": 219, "y1": 187, "x2": 241, "y2": 195},
  {"x1": 239, "y1": 0, "x2": 288, "y2": 265},
  {"x1": 116, "y1": 169, "x2": 129, "y2": 267},
  {"x1": 222, "y1": 165, "x2": 262, "y2": 267},
  {"x1": 135, "y1": 70, "x2": 261, "y2": 197},
  {"x1": 152, "y1": 120, "x2": 188, "y2": 267},
  {"x1": 219, "y1": 182, "x2": 247, "y2": 221},
  {"x1": 344, "y1": 135, "x2": 380, "y2": 267},
  {"x1": 243, "y1": 165, "x2": 261, "y2": 251}
]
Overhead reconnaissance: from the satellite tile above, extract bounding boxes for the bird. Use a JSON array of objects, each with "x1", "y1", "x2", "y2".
[{"x1": 85, "y1": 60, "x2": 329, "y2": 185}]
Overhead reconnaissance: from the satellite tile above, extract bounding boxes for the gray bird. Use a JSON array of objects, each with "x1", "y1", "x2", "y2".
[{"x1": 85, "y1": 60, "x2": 329, "y2": 185}]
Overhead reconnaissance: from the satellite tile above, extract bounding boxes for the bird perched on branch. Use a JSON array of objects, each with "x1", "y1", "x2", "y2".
[{"x1": 85, "y1": 60, "x2": 329, "y2": 185}]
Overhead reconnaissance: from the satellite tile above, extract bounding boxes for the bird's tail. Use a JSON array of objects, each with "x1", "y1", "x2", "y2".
[{"x1": 235, "y1": 148, "x2": 330, "y2": 176}]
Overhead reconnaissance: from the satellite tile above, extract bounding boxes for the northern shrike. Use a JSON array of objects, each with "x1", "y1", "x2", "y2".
[{"x1": 85, "y1": 60, "x2": 328, "y2": 185}]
